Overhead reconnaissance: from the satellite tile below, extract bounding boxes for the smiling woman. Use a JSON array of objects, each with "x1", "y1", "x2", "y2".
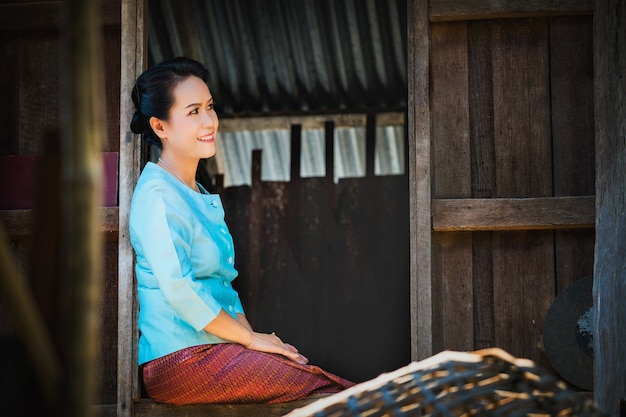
[{"x1": 127, "y1": 57, "x2": 354, "y2": 405}]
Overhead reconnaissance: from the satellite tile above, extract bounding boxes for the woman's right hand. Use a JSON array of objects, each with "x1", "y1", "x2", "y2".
[
  {"x1": 245, "y1": 332, "x2": 309, "y2": 365},
  {"x1": 204, "y1": 310, "x2": 308, "y2": 364}
]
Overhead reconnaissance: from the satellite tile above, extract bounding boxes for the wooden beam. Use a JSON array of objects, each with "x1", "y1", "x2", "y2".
[
  {"x1": 118, "y1": 0, "x2": 146, "y2": 416},
  {"x1": 0, "y1": 1, "x2": 120, "y2": 32},
  {"x1": 593, "y1": 0, "x2": 626, "y2": 415},
  {"x1": 219, "y1": 112, "x2": 404, "y2": 132},
  {"x1": 432, "y1": 196, "x2": 595, "y2": 231},
  {"x1": 0, "y1": 208, "x2": 118, "y2": 237},
  {"x1": 429, "y1": 0, "x2": 592, "y2": 22},
  {"x1": 129, "y1": 395, "x2": 328, "y2": 417},
  {"x1": 408, "y1": 0, "x2": 433, "y2": 361}
]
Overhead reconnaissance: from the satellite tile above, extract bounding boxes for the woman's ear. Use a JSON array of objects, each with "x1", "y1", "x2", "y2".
[{"x1": 149, "y1": 116, "x2": 167, "y2": 139}]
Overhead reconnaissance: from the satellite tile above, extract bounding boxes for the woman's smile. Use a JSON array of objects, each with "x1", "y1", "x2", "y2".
[{"x1": 197, "y1": 133, "x2": 215, "y2": 143}]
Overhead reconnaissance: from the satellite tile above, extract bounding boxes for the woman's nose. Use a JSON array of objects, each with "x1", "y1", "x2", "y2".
[{"x1": 202, "y1": 109, "x2": 218, "y2": 127}]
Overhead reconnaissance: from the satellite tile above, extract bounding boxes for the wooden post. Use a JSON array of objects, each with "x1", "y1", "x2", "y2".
[
  {"x1": 61, "y1": 0, "x2": 105, "y2": 416},
  {"x1": 408, "y1": 0, "x2": 433, "y2": 361},
  {"x1": 118, "y1": 0, "x2": 146, "y2": 416},
  {"x1": 593, "y1": 0, "x2": 626, "y2": 415}
]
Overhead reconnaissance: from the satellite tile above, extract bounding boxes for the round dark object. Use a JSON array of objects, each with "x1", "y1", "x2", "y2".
[{"x1": 543, "y1": 276, "x2": 593, "y2": 391}]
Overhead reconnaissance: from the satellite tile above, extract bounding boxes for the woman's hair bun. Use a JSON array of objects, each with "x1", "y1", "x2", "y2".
[{"x1": 130, "y1": 111, "x2": 148, "y2": 134}]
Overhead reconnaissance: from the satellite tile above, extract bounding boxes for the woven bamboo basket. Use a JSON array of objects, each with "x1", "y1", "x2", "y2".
[{"x1": 285, "y1": 348, "x2": 603, "y2": 417}]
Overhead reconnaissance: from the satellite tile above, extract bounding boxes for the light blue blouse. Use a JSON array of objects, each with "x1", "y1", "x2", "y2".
[{"x1": 129, "y1": 162, "x2": 245, "y2": 365}]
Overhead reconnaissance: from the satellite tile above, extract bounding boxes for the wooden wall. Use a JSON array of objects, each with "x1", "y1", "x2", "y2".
[
  {"x1": 423, "y1": 14, "x2": 595, "y2": 372},
  {"x1": 0, "y1": 0, "x2": 121, "y2": 407},
  {"x1": 217, "y1": 117, "x2": 411, "y2": 384}
]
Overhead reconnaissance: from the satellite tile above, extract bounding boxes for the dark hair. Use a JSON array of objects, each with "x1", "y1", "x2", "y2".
[{"x1": 130, "y1": 57, "x2": 210, "y2": 148}]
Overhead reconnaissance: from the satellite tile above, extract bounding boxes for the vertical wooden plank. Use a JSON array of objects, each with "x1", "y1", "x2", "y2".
[
  {"x1": 492, "y1": 231, "x2": 554, "y2": 364},
  {"x1": 365, "y1": 114, "x2": 376, "y2": 178},
  {"x1": 407, "y1": 0, "x2": 432, "y2": 361},
  {"x1": 549, "y1": 15, "x2": 595, "y2": 296},
  {"x1": 431, "y1": 231, "x2": 473, "y2": 352},
  {"x1": 103, "y1": 26, "x2": 122, "y2": 153},
  {"x1": 492, "y1": 18, "x2": 552, "y2": 198},
  {"x1": 593, "y1": 0, "x2": 626, "y2": 414},
  {"x1": 491, "y1": 18, "x2": 555, "y2": 365},
  {"x1": 429, "y1": 21, "x2": 473, "y2": 353},
  {"x1": 118, "y1": 0, "x2": 145, "y2": 415},
  {"x1": 468, "y1": 20, "x2": 496, "y2": 350},
  {"x1": 323, "y1": 121, "x2": 335, "y2": 205},
  {"x1": 554, "y1": 230, "x2": 594, "y2": 293},
  {"x1": 468, "y1": 21, "x2": 496, "y2": 200},
  {"x1": 431, "y1": 22, "x2": 471, "y2": 199},
  {"x1": 246, "y1": 150, "x2": 263, "y2": 322},
  {"x1": 550, "y1": 16, "x2": 594, "y2": 198},
  {"x1": 99, "y1": 240, "x2": 119, "y2": 404}
]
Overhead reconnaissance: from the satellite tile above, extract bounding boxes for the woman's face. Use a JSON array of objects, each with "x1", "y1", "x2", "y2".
[{"x1": 159, "y1": 75, "x2": 219, "y2": 160}]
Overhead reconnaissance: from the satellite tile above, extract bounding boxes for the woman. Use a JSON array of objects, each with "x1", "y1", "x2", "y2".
[{"x1": 129, "y1": 57, "x2": 353, "y2": 405}]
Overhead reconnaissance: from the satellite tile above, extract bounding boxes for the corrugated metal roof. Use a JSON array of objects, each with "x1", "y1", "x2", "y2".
[
  {"x1": 147, "y1": 0, "x2": 408, "y2": 186},
  {"x1": 148, "y1": 0, "x2": 407, "y2": 115}
]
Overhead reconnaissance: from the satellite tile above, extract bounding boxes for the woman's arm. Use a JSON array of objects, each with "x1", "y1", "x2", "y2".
[
  {"x1": 205, "y1": 310, "x2": 308, "y2": 364},
  {"x1": 236, "y1": 313, "x2": 253, "y2": 332}
]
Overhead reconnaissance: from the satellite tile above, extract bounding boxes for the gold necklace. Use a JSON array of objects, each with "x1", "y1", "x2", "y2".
[{"x1": 158, "y1": 158, "x2": 197, "y2": 191}]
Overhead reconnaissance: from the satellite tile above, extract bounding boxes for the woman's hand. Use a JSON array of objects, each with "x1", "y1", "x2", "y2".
[
  {"x1": 205, "y1": 311, "x2": 308, "y2": 364},
  {"x1": 245, "y1": 332, "x2": 309, "y2": 365}
]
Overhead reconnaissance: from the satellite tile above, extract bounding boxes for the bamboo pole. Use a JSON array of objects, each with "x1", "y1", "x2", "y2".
[{"x1": 61, "y1": 0, "x2": 105, "y2": 415}]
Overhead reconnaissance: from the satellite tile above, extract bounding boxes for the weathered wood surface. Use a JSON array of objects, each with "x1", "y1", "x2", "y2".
[
  {"x1": 429, "y1": 0, "x2": 592, "y2": 22},
  {"x1": 93, "y1": 395, "x2": 328, "y2": 417},
  {"x1": 427, "y1": 16, "x2": 594, "y2": 371},
  {"x1": 466, "y1": 19, "x2": 497, "y2": 352},
  {"x1": 432, "y1": 196, "x2": 595, "y2": 231},
  {"x1": 430, "y1": 21, "x2": 473, "y2": 354},
  {"x1": 408, "y1": 0, "x2": 433, "y2": 362},
  {"x1": 549, "y1": 16, "x2": 595, "y2": 296},
  {"x1": 593, "y1": 0, "x2": 626, "y2": 415},
  {"x1": 220, "y1": 112, "x2": 404, "y2": 132},
  {"x1": 117, "y1": 0, "x2": 145, "y2": 415},
  {"x1": 0, "y1": 208, "x2": 119, "y2": 237},
  {"x1": 134, "y1": 395, "x2": 327, "y2": 417}
]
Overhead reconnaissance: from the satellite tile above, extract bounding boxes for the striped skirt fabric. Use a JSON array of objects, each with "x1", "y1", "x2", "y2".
[{"x1": 142, "y1": 343, "x2": 355, "y2": 405}]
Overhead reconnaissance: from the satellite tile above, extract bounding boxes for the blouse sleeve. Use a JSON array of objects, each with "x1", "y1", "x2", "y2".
[{"x1": 130, "y1": 181, "x2": 224, "y2": 331}]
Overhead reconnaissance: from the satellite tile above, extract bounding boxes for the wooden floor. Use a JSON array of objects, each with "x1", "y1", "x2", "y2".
[{"x1": 94, "y1": 394, "x2": 329, "y2": 417}]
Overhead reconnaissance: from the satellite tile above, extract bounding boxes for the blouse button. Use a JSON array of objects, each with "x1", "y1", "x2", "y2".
[
  {"x1": 220, "y1": 228, "x2": 228, "y2": 234},
  {"x1": 228, "y1": 305, "x2": 234, "y2": 312},
  {"x1": 211, "y1": 200, "x2": 219, "y2": 207},
  {"x1": 227, "y1": 257, "x2": 234, "y2": 264},
  {"x1": 223, "y1": 281, "x2": 228, "y2": 287}
]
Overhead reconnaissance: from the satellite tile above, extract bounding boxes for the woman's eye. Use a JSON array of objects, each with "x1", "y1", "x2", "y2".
[
  {"x1": 207, "y1": 102, "x2": 215, "y2": 110},
  {"x1": 189, "y1": 108, "x2": 199, "y2": 115}
]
